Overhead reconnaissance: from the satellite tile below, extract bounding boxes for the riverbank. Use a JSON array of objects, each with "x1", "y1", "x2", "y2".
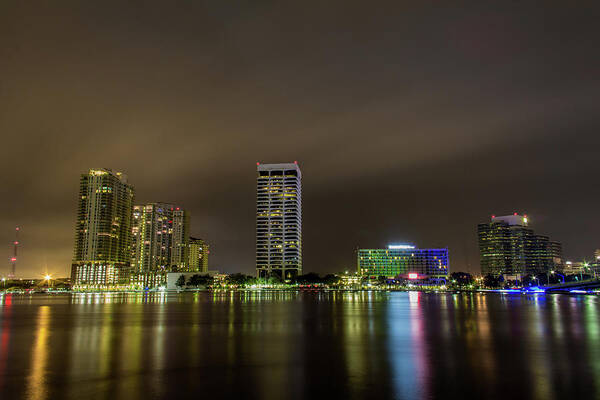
[{"x1": 2, "y1": 287, "x2": 599, "y2": 295}]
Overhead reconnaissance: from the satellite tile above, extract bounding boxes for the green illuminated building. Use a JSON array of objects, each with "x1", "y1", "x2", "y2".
[
  {"x1": 71, "y1": 168, "x2": 135, "y2": 288},
  {"x1": 357, "y1": 245, "x2": 449, "y2": 278}
]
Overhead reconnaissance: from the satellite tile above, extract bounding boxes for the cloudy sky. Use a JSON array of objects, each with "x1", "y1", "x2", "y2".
[{"x1": 1, "y1": 1, "x2": 599, "y2": 277}]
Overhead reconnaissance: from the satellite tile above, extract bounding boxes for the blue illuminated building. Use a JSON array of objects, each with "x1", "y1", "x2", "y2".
[{"x1": 357, "y1": 245, "x2": 449, "y2": 278}]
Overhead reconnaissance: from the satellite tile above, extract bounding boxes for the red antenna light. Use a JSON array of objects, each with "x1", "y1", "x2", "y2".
[
  {"x1": 294, "y1": 160, "x2": 298, "y2": 164},
  {"x1": 513, "y1": 212, "x2": 517, "y2": 216},
  {"x1": 491, "y1": 215, "x2": 495, "y2": 218},
  {"x1": 9, "y1": 227, "x2": 19, "y2": 278},
  {"x1": 256, "y1": 162, "x2": 260, "y2": 166}
]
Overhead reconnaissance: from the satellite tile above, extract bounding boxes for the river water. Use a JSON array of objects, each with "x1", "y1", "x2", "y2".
[{"x1": 0, "y1": 291, "x2": 598, "y2": 400}]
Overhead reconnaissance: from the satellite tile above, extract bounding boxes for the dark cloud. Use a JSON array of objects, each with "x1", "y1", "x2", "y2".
[{"x1": 1, "y1": 1, "x2": 599, "y2": 277}]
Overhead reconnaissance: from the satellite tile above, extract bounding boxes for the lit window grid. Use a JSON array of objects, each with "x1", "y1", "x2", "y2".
[
  {"x1": 357, "y1": 248, "x2": 449, "y2": 277},
  {"x1": 72, "y1": 169, "x2": 134, "y2": 286},
  {"x1": 478, "y1": 221, "x2": 561, "y2": 276},
  {"x1": 256, "y1": 165, "x2": 302, "y2": 276}
]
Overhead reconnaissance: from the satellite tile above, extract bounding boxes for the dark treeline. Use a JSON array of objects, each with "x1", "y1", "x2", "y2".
[{"x1": 176, "y1": 272, "x2": 342, "y2": 288}]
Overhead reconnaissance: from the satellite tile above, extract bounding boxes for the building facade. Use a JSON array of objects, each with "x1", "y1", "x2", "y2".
[
  {"x1": 256, "y1": 162, "x2": 302, "y2": 281},
  {"x1": 130, "y1": 203, "x2": 190, "y2": 288},
  {"x1": 478, "y1": 214, "x2": 562, "y2": 277},
  {"x1": 357, "y1": 245, "x2": 449, "y2": 278},
  {"x1": 188, "y1": 237, "x2": 209, "y2": 273},
  {"x1": 171, "y1": 209, "x2": 190, "y2": 270},
  {"x1": 71, "y1": 168, "x2": 135, "y2": 288},
  {"x1": 561, "y1": 260, "x2": 599, "y2": 277}
]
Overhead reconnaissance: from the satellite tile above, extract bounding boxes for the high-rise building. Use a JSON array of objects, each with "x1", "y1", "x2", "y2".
[
  {"x1": 71, "y1": 168, "x2": 135, "y2": 288},
  {"x1": 478, "y1": 214, "x2": 562, "y2": 277},
  {"x1": 171, "y1": 208, "x2": 190, "y2": 270},
  {"x1": 357, "y1": 245, "x2": 449, "y2": 278},
  {"x1": 188, "y1": 237, "x2": 209, "y2": 273},
  {"x1": 549, "y1": 240, "x2": 563, "y2": 268},
  {"x1": 256, "y1": 162, "x2": 302, "y2": 280},
  {"x1": 130, "y1": 203, "x2": 190, "y2": 288}
]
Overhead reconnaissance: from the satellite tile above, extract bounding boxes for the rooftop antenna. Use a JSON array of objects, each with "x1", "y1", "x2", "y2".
[{"x1": 9, "y1": 227, "x2": 19, "y2": 279}]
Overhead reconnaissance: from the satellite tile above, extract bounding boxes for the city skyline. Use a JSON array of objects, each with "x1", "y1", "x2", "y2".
[
  {"x1": 2, "y1": 2, "x2": 600, "y2": 278},
  {"x1": 2, "y1": 3, "x2": 600, "y2": 400},
  {"x1": 5, "y1": 164, "x2": 600, "y2": 279}
]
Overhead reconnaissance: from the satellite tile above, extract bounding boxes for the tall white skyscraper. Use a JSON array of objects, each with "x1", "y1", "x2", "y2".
[{"x1": 256, "y1": 162, "x2": 302, "y2": 280}]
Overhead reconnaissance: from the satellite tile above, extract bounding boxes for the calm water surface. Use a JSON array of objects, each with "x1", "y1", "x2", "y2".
[{"x1": 0, "y1": 291, "x2": 599, "y2": 400}]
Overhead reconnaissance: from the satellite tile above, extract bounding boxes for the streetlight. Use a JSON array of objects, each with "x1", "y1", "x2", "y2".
[
  {"x1": 1, "y1": 277, "x2": 5, "y2": 289},
  {"x1": 550, "y1": 270, "x2": 565, "y2": 284},
  {"x1": 581, "y1": 262, "x2": 589, "y2": 282},
  {"x1": 45, "y1": 274, "x2": 52, "y2": 289},
  {"x1": 587, "y1": 263, "x2": 598, "y2": 279}
]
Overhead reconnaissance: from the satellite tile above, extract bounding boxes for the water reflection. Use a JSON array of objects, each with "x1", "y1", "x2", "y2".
[
  {"x1": 0, "y1": 292, "x2": 599, "y2": 399},
  {"x1": 0, "y1": 294, "x2": 12, "y2": 391},
  {"x1": 27, "y1": 305, "x2": 50, "y2": 400}
]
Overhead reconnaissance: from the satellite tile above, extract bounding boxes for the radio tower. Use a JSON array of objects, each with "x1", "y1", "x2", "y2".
[{"x1": 9, "y1": 227, "x2": 19, "y2": 279}]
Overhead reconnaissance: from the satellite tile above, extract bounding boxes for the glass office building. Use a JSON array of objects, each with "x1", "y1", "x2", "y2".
[{"x1": 478, "y1": 214, "x2": 562, "y2": 277}]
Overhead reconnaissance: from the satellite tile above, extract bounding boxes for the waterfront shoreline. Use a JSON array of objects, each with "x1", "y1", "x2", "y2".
[{"x1": 1, "y1": 288, "x2": 599, "y2": 296}]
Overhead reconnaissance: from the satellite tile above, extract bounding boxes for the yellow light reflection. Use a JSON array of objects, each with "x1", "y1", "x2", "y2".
[{"x1": 26, "y1": 306, "x2": 50, "y2": 400}]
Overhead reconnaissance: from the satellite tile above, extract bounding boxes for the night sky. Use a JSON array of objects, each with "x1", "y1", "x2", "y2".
[{"x1": 1, "y1": 2, "x2": 599, "y2": 278}]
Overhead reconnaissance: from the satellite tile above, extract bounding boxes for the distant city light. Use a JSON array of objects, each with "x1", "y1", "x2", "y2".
[
  {"x1": 388, "y1": 244, "x2": 415, "y2": 249},
  {"x1": 408, "y1": 273, "x2": 418, "y2": 280}
]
